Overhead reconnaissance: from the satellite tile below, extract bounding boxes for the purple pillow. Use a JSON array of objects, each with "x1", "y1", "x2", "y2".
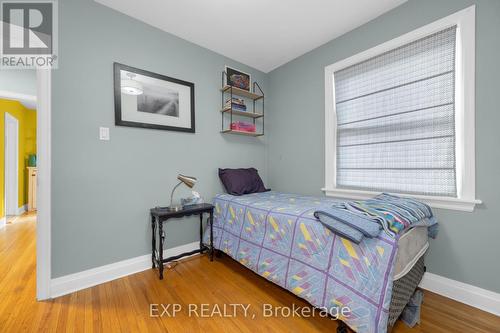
[{"x1": 218, "y1": 168, "x2": 269, "y2": 196}]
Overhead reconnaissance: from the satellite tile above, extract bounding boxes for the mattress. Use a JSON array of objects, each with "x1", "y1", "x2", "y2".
[{"x1": 393, "y1": 226, "x2": 428, "y2": 280}]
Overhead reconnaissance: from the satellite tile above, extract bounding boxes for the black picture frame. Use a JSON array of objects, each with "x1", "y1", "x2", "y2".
[{"x1": 114, "y1": 62, "x2": 195, "y2": 133}]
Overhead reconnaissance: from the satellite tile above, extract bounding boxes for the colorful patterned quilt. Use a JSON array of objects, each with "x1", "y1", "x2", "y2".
[{"x1": 203, "y1": 192, "x2": 401, "y2": 333}]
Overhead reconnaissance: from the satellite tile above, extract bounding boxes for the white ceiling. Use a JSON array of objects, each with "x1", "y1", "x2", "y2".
[
  {"x1": 0, "y1": 91, "x2": 37, "y2": 109},
  {"x1": 95, "y1": 0, "x2": 407, "y2": 73}
]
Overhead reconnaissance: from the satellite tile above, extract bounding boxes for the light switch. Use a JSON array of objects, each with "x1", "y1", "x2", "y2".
[{"x1": 99, "y1": 127, "x2": 110, "y2": 141}]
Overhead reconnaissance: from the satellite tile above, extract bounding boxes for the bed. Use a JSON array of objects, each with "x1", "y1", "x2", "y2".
[{"x1": 203, "y1": 191, "x2": 428, "y2": 333}]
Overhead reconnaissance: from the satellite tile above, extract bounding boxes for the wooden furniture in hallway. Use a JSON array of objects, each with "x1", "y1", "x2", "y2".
[{"x1": 27, "y1": 167, "x2": 37, "y2": 211}]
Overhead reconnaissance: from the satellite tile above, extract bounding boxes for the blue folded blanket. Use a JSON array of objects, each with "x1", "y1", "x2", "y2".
[
  {"x1": 314, "y1": 207, "x2": 381, "y2": 244},
  {"x1": 314, "y1": 194, "x2": 438, "y2": 243},
  {"x1": 401, "y1": 289, "x2": 424, "y2": 327},
  {"x1": 343, "y1": 193, "x2": 435, "y2": 236}
]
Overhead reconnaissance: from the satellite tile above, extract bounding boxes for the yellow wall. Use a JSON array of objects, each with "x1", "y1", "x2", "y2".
[{"x1": 0, "y1": 98, "x2": 37, "y2": 218}]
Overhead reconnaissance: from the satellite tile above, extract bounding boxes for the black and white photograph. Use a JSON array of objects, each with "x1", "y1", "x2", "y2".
[
  {"x1": 114, "y1": 63, "x2": 195, "y2": 132},
  {"x1": 137, "y1": 85, "x2": 179, "y2": 117}
]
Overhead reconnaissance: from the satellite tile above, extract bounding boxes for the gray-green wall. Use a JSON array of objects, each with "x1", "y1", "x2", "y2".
[
  {"x1": 54, "y1": 0, "x2": 500, "y2": 294},
  {"x1": 52, "y1": 0, "x2": 267, "y2": 277},
  {"x1": 267, "y1": 0, "x2": 500, "y2": 293}
]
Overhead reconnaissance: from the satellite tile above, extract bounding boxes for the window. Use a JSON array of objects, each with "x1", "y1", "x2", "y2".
[{"x1": 323, "y1": 6, "x2": 480, "y2": 211}]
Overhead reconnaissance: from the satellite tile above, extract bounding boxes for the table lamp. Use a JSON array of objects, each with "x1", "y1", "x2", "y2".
[{"x1": 168, "y1": 174, "x2": 197, "y2": 211}]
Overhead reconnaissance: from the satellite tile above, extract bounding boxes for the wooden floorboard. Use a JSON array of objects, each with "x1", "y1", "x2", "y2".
[{"x1": 1, "y1": 213, "x2": 499, "y2": 332}]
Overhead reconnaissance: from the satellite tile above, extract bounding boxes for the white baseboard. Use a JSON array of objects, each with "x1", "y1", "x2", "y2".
[
  {"x1": 419, "y1": 272, "x2": 500, "y2": 316},
  {"x1": 16, "y1": 204, "x2": 27, "y2": 216},
  {"x1": 50, "y1": 241, "x2": 200, "y2": 298},
  {"x1": 49, "y1": 244, "x2": 500, "y2": 316},
  {"x1": 0, "y1": 217, "x2": 6, "y2": 229}
]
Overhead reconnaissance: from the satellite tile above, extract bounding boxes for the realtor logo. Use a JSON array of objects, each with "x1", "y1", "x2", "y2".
[{"x1": 1, "y1": 0, "x2": 58, "y2": 68}]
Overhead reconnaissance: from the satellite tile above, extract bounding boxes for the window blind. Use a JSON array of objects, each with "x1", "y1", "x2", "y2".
[{"x1": 334, "y1": 26, "x2": 457, "y2": 197}]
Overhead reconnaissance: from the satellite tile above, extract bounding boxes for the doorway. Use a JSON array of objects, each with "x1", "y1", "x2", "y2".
[
  {"x1": 0, "y1": 69, "x2": 48, "y2": 301},
  {"x1": 0, "y1": 69, "x2": 50, "y2": 300},
  {"x1": 4, "y1": 112, "x2": 19, "y2": 219}
]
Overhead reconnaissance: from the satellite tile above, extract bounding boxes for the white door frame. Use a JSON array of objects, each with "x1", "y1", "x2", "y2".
[
  {"x1": 36, "y1": 68, "x2": 51, "y2": 300},
  {"x1": 4, "y1": 112, "x2": 19, "y2": 216}
]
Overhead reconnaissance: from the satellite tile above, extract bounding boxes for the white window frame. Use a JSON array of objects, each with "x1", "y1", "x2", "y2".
[{"x1": 323, "y1": 5, "x2": 481, "y2": 212}]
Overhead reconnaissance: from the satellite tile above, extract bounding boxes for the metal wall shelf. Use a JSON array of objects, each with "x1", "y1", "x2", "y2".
[{"x1": 220, "y1": 71, "x2": 265, "y2": 136}]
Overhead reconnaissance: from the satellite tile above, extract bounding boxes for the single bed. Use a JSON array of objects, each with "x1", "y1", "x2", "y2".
[{"x1": 203, "y1": 191, "x2": 428, "y2": 333}]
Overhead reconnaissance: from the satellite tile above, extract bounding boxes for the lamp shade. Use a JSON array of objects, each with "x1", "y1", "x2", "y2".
[
  {"x1": 177, "y1": 174, "x2": 197, "y2": 188},
  {"x1": 121, "y1": 72, "x2": 143, "y2": 95},
  {"x1": 121, "y1": 79, "x2": 143, "y2": 95}
]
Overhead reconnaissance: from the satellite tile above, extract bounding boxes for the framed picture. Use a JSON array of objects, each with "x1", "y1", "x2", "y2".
[
  {"x1": 114, "y1": 62, "x2": 195, "y2": 133},
  {"x1": 224, "y1": 66, "x2": 251, "y2": 91}
]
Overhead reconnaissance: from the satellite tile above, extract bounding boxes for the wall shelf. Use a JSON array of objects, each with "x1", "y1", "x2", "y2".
[
  {"x1": 220, "y1": 85, "x2": 263, "y2": 100},
  {"x1": 220, "y1": 107, "x2": 263, "y2": 119},
  {"x1": 220, "y1": 71, "x2": 265, "y2": 136},
  {"x1": 221, "y1": 129, "x2": 264, "y2": 137}
]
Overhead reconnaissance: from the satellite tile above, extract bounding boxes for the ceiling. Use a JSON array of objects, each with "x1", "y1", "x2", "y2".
[
  {"x1": 0, "y1": 91, "x2": 37, "y2": 109},
  {"x1": 95, "y1": 0, "x2": 406, "y2": 73}
]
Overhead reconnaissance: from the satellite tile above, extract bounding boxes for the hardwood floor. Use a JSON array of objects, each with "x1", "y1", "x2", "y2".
[{"x1": 1, "y1": 213, "x2": 499, "y2": 333}]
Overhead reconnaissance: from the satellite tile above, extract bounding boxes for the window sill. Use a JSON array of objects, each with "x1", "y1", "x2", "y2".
[{"x1": 322, "y1": 188, "x2": 481, "y2": 212}]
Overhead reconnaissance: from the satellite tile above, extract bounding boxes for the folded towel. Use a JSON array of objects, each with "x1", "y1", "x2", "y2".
[
  {"x1": 314, "y1": 213, "x2": 364, "y2": 243},
  {"x1": 314, "y1": 207, "x2": 381, "y2": 244}
]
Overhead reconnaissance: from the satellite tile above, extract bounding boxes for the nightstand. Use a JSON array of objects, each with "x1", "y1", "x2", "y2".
[{"x1": 150, "y1": 203, "x2": 214, "y2": 279}]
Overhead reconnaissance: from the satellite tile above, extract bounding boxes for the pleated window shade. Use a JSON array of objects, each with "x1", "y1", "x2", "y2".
[{"x1": 334, "y1": 26, "x2": 457, "y2": 197}]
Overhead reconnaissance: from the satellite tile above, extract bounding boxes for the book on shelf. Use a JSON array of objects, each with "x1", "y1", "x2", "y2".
[
  {"x1": 225, "y1": 97, "x2": 246, "y2": 108},
  {"x1": 224, "y1": 102, "x2": 247, "y2": 111},
  {"x1": 230, "y1": 121, "x2": 256, "y2": 132}
]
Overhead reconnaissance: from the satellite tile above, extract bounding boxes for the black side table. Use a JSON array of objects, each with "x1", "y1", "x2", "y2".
[{"x1": 150, "y1": 203, "x2": 214, "y2": 279}]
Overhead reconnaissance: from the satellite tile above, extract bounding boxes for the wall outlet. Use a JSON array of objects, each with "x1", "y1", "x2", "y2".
[{"x1": 99, "y1": 127, "x2": 110, "y2": 141}]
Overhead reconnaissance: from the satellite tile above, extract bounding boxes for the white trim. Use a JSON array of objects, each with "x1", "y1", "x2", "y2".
[
  {"x1": 324, "y1": 64, "x2": 337, "y2": 192},
  {"x1": 4, "y1": 112, "x2": 19, "y2": 216},
  {"x1": 48, "y1": 240, "x2": 500, "y2": 317},
  {"x1": 323, "y1": 6, "x2": 479, "y2": 211},
  {"x1": 0, "y1": 217, "x2": 5, "y2": 229},
  {"x1": 50, "y1": 241, "x2": 200, "y2": 298},
  {"x1": 454, "y1": 6, "x2": 477, "y2": 209},
  {"x1": 420, "y1": 272, "x2": 500, "y2": 316},
  {"x1": 36, "y1": 69, "x2": 51, "y2": 300},
  {"x1": 322, "y1": 188, "x2": 481, "y2": 212},
  {"x1": 16, "y1": 204, "x2": 27, "y2": 216},
  {"x1": 0, "y1": 90, "x2": 37, "y2": 109}
]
